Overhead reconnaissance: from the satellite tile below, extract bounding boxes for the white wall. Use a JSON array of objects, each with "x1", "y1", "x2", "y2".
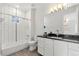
[
  {"x1": 77, "y1": 7, "x2": 79, "y2": 33},
  {"x1": 0, "y1": 14, "x2": 2, "y2": 55},
  {"x1": 35, "y1": 5, "x2": 47, "y2": 36},
  {"x1": 30, "y1": 8, "x2": 36, "y2": 40}
]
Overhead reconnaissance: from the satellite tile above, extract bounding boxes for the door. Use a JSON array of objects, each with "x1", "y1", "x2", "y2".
[
  {"x1": 44, "y1": 38, "x2": 53, "y2": 56},
  {"x1": 38, "y1": 37, "x2": 45, "y2": 55},
  {"x1": 54, "y1": 40, "x2": 68, "y2": 56}
]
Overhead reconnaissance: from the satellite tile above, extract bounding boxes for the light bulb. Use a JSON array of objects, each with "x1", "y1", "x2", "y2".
[
  {"x1": 58, "y1": 4, "x2": 63, "y2": 10},
  {"x1": 50, "y1": 8, "x2": 54, "y2": 12},
  {"x1": 53, "y1": 6, "x2": 58, "y2": 11}
]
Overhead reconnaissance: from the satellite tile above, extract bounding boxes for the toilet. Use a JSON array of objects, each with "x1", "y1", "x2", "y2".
[{"x1": 29, "y1": 40, "x2": 37, "y2": 51}]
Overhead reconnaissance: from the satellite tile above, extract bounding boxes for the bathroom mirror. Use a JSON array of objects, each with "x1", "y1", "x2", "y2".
[
  {"x1": 44, "y1": 4, "x2": 79, "y2": 35},
  {"x1": 44, "y1": 11, "x2": 63, "y2": 34}
]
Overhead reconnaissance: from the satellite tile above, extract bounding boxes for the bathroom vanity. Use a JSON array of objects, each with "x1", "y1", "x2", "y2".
[{"x1": 37, "y1": 34, "x2": 79, "y2": 56}]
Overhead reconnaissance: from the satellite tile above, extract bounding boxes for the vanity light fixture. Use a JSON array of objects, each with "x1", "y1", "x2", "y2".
[
  {"x1": 49, "y1": 3, "x2": 68, "y2": 14},
  {"x1": 53, "y1": 5, "x2": 58, "y2": 11},
  {"x1": 58, "y1": 4, "x2": 63, "y2": 10},
  {"x1": 50, "y1": 8, "x2": 54, "y2": 13},
  {"x1": 49, "y1": 4, "x2": 64, "y2": 14}
]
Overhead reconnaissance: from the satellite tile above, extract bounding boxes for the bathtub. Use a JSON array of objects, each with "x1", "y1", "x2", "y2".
[{"x1": 2, "y1": 41, "x2": 29, "y2": 56}]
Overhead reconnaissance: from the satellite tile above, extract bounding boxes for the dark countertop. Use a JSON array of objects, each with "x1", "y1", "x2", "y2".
[{"x1": 37, "y1": 35, "x2": 79, "y2": 44}]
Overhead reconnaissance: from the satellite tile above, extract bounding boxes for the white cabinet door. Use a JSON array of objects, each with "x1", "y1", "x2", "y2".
[
  {"x1": 68, "y1": 43, "x2": 79, "y2": 56},
  {"x1": 44, "y1": 38, "x2": 53, "y2": 56},
  {"x1": 38, "y1": 37, "x2": 45, "y2": 55},
  {"x1": 38, "y1": 37, "x2": 54, "y2": 56},
  {"x1": 69, "y1": 50, "x2": 79, "y2": 56},
  {"x1": 54, "y1": 40, "x2": 68, "y2": 56}
]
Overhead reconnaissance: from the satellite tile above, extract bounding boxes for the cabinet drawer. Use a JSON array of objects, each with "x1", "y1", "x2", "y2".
[{"x1": 69, "y1": 43, "x2": 79, "y2": 51}]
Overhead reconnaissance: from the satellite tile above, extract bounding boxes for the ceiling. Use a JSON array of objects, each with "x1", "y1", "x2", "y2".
[
  {"x1": 0, "y1": 3, "x2": 58, "y2": 10},
  {"x1": 0, "y1": 3, "x2": 78, "y2": 12}
]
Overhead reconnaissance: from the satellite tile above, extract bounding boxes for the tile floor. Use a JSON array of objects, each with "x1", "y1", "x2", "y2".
[{"x1": 9, "y1": 48, "x2": 41, "y2": 56}]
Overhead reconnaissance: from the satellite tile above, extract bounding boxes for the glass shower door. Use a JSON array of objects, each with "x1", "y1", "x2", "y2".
[{"x1": 17, "y1": 18, "x2": 30, "y2": 44}]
